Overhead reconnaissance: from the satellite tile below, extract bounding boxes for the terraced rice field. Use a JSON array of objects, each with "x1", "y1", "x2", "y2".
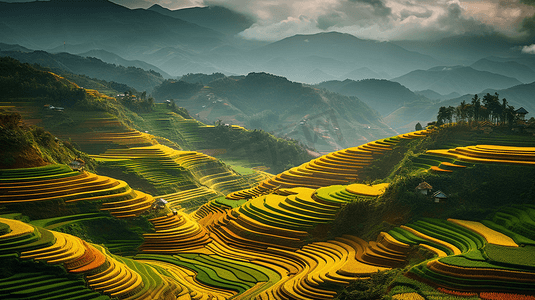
[
  {"x1": 0, "y1": 165, "x2": 153, "y2": 218},
  {"x1": 387, "y1": 212, "x2": 535, "y2": 297},
  {"x1": 4, "y1": 127, "x2": 535, "y2": 299},
  {"x1": 136, "y1": 104, "x2": 248, "y2": 151},
  {"x1": 0, "y1": 163, "x2": 413, "y2": 299},
  {"x1": 427, "y1": 145, "x2": 535, "y2": 166},
  {"x1": 93, "y1": 144, "x2": 265, "y2": 205},
  {"x1": 227, "y1": 130, "x2": 431, "y2": 200},
  {"x1": 0, "y1": 217, "x2": 186, "y2": 300}
]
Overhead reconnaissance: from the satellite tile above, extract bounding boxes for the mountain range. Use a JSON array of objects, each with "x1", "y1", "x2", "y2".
[
  {"x1": 2, "y1": 0, "x2": 533, "y2": 89},
  {"x1": 391, "y1": 66, "x2": 523, "y2": 96},
  {"x1": 1, "y1": 0, "x2": 534, "y2": 138},
  {"x1": 0, "y1": 48, "x2": 164, "y2": 92},
  {"x1": 152, "y1": 72, "x2": 396, "y2": 153},
  {"x1": 385, "y1": 80, "x2": 535, "y2": 133},
  {"x1": 316, "y1": 79, "x2": 433, "y2": 117}
]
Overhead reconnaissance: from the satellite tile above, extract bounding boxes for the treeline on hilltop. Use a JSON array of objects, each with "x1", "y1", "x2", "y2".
[
  {"x1": 0, "y1": 57, "x2": 86, "y2": 105},
  {"x1": 200, "y1": 125, "x2": 313, "y2": 173},
  {"x1": 0, "y1": 50, "x2": 165, "y2": 92},
  {"x1": 0, "y1": 110, "x2": 94, "y2": 169},
  {"x1": 0, "y1": 57, "x2": 147, "y2": 122},
  {"x1": 435, "y1": 92, "x2": 529, "y2": 126}
]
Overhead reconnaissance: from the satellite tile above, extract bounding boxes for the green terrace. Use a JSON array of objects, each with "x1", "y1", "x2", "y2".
[{"x1": 387, "y1": 212, "x2": 535, "y2": 296}]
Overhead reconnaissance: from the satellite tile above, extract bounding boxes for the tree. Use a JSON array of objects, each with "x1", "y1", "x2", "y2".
[
  {"x1": 482, "y1": 92, "x2": 501, "y2": 123},
  {"x1": 415, "y1": 122, "x2": 423, "y2": 131},
  {"x1": 501, "y1": 98, "x2": 508, "y2": 125},
  {"x1": 458, "y1": 100, "x2": 469, "y2": 123},
  {"x1": 437, "y1": 106, "x2": 447, "y2": 125},
  {"x1": 471, "y1": 94, "x2": 481, "y2": 123}
]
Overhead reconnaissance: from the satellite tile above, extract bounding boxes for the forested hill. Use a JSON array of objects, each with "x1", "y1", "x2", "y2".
[
  {"x1": 0, "y1": 57, "x2": 314, "y2": 173},
  {"x1": 0, "y1": 56, "x2": 85, "y2": 103},
  {"x1": 0, "y1": 49, "x2": 164, "y2": 92},
  {"x1": 152, "y1": 72, "x2": 397, "y2": 153},
  {"x1": 316, "y1": 79, "x2": 433, "y2": 117}
]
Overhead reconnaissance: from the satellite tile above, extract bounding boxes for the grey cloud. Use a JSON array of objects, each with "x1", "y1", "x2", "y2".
[
  {"x1": 399, "y1": 8, "x2": 433, "y2": 21},
  {"x1": 437, "y1": 3, "x2": 493, "y2": 35},
  {"x1": 348, "y1": 0, "x2": 391, "y2": 17},
  {"x1": 317, "y1": 12, "x2": 344, "y2": 30}
]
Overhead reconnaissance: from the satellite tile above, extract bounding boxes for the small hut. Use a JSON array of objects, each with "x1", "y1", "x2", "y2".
[
  {"x1": 415, "y1": 182, "x2": 433, "y2": 195},
  {"x1": 152, "y1": 198, "x2": 168, "y2": 210},
  {"x1": 516, "y1": 107, "x2": 529, "y2": 120},
  {"x1": 69, "y1": 159, "x2": 85, "y2": 171},
  {"x1": 432, "y1": 190, "x2": 448, "y2": 203}
]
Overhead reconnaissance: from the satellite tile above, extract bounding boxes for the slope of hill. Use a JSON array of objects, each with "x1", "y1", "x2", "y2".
[
  {"x1": 387, "y1": 81, "x2": 535, "y2": 133},
  {"x1": 252, "y1": 32, "x2": 441, "y2": 81},
  {"x1": 77, "y1": 49, "x2": 172, "y2": 79},
  {"x1": 485, "y1": 55, "x2": 535, "y2": 76},
  {"x1": 2, "y1": 104, "x2": 535, "y2": 299},
  {"x1": 0, "y1": 0, "x2": 223, "y2": 61},
  {"x1": 0, "y1": 110, "x2": 94, "y2": 170},
  {"x1": 470, "y1": 58, "x2": 535, "y2": 84},
  {"x1": 0, "y1": 49, "x2": 164, "y2": 92},
  {"x1": 152, "y1": 72, "x2": 397, "y2": 153},
  {"x1": 415, "y1": 89, "x2": 461, "y2": 101},
  {"x1": 342, "y1": 67, "x2": 388, "y2": 81},
  {"x1": 392, "y1": 66, "x2": 523, "y2": 96},
  {"x1": 316, "y1": 79, "x2": 433, "y2": 117},
  {"x1": 392, "y1": 33, "x2": 523, "y2": 65}
]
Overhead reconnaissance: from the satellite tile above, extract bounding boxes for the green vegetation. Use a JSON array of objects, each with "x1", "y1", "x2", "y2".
[
  {"x1": 436, "y1": 93, "x2": 518, "y2": 126},
  {"x1": 0, "y1": 57, "x2": 85, "y2": 103},
  {"x1": 1, "y1": 50, "x2": 165, "y2": 92},
  {"x1": 152, "y1": 72, "x2": 397, "y2": 153},
  {"x1": 484, "y1": 244, "x2": 535, "y2": 268},
  {"x1": 337, "y1": 269, "x2": 403, "y2": 300},
  {"x1": 0, "y1": 111, "x2": 95, "y2": 170},
  {"x1": 3, "y1": 57, "x2": 535, "y2": 300},
  {"x1": 0, "y1": 258, "x2": 110, "y2": 300},
  {"x1": 134, "y1": 103, "x2": 314, "y2": 173}
]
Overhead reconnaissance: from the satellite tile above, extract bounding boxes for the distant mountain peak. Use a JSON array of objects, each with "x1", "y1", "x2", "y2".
[
  {"x1": 427, "y1": 65, "x2": 466, "y2": 71},
  {"x1": 148, "y1": 4, "x2": 166, "y2": 10}
]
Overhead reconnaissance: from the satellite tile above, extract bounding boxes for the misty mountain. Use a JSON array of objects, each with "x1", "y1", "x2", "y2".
[
  {"x1": 77, "y1": 49, "x2": 172, "y2": 79},
  {"x1": 0, "y1": 42, "x2": 32, "y2": 53},
  {"x1": 0, "y1": 1, "x2": 446, "y2": 82},
  {"x1": 485, "y1": 56, "x2": 535, "y2": 75},
  {"x1": 386, "y1": 81, "x2": 535, "y2": 134},
  {"x1": 391, "y1": 66, "x2": 522, "y2": 96},
  {"x1": 342, "y1": 67, "x2": 388, "y2": 81},
  {"x1": 252, "y1": 32, "x2": 441, "y2": 80},
  {"x1": 148, "y1": 4, "x2": 254, "y2": 37},
  {"x1": 393, "y1": 34, "x2": 524, "y2": 65},
  {"x1": 415, "y1": 89, "x2": 461, "y2": 101},
  {"x1": 316, "y1": 79, "x2": 433, "y2": 117},
  {"x1": 303, "y1": 69, "x2": 337, "y2": 84},
  {"x1": 470, "y1": 58, "x2": 535, "y2": 84},
  {"x1": 0, "y1": 0, "x2": 223, "y2": 55},
  {"x1": 179, "y1": 73, "x2": 228, "y2": 85},
  {"x1": 152, "y1": 72, "x2": 396, "y2": 153},
  {"x1": 0, "y1": 49, "x2": 164, "y2": 92}
]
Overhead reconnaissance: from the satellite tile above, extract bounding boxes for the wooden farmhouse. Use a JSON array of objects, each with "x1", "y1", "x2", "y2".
[
  {"x1": 415, "y1": 182, "x2": 433, "y2": 195},
  {"x1": 432, "y1": 190, "x2": 448, "y2": 203}
]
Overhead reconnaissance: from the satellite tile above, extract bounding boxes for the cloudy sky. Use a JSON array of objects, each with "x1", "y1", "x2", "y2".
[
  {"x1": 5, "y1": 0, "x2": 535, "y2": 42},
  {"x1": 103, "y1": 0, "x2": 535, "y2": 42}
]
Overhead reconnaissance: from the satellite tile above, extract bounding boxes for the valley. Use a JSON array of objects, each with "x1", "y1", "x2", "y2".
[{"x1": 1, "y1": 1, "x2": 535, "y2": 299}]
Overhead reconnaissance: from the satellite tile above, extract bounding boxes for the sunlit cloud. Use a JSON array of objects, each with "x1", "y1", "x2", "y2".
[{"x1": 522, "y1": 44, "x2": 535, "y2": 53}]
